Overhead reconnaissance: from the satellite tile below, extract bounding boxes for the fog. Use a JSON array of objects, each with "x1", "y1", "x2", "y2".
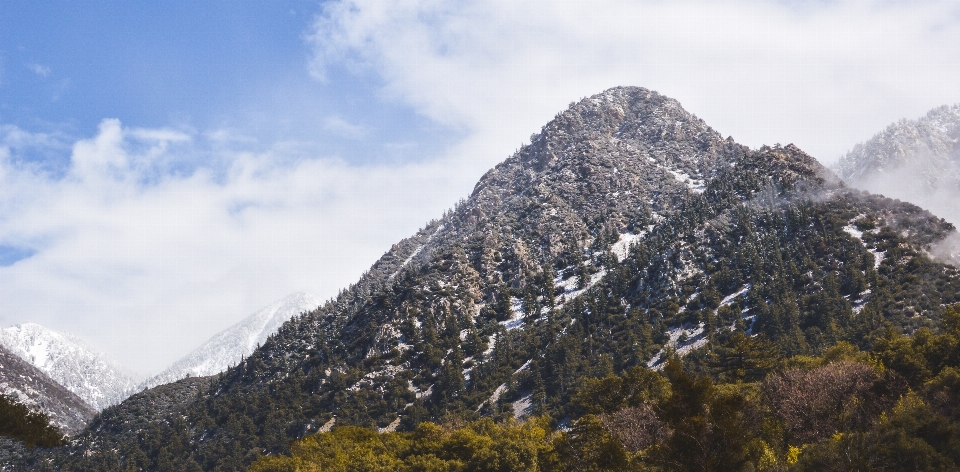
[{"x1": 838, "y1": 112, "x2": 960, "y2": 264}]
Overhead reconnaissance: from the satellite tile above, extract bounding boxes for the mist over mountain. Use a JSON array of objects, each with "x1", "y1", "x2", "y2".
[
  {"x1": 836, "y1": 105, "x2": 960, "y2": 225},
  {"x1": 8, "y1": 87, "x2": 960, "y2": 470},
  {"x1": 835, "y1": 104, "x2": 960, "y2": 264},
  {"x1": 139, "y1": 292, "x2": 322, "y2": 390},
  {"x1": 0, "y1": 324, "x2": 138, "y2": 411}
]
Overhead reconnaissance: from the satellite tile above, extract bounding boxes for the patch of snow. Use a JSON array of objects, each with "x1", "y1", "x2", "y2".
[
  {"x1": 610, "y1": 232, "x2": 646, "y2": 262},
  {"x1": 389, "y1": 224, "x2": 444, "y2": 280},
  {"x1": 512, "y1": 394, "x2": 533, "y2": 419},
  {"x1": 647, "y1": 322, "x2": 709, "y2": 370},
  {"x1": 869, "y1": 249, "x2": 886, "y2": 268},
  {"x1": 719, "y1": 285, "x2": 751, "y2": 308},
  {"x1": 554, "y1": 269, "x2": 608, "y2": 308},
  {"x1": 483, "y1": 334, "x2": 497, "y2": 357},
  {"x1": 348, "y1": 364, "x2": 407, "y2": 391},
  {"x1": 852, "y1": 289, "x2": 872, "y2": 314},
  {"x1": 665, "y1": 168, "x2": 706, "y2": 193},
  {"x1": 319, "y1": 417, "x2": 336, "y2": 432},
  {"x1": 843, "y1": 224, "x2": 885, "y2": 268},
  {"x1": 843, "y1": 225, "x2": 864, "y2": 240},
  {"x1": 499, "y1": 297, "x2": 526, "y2": 330},
  {"x1": 488, "y1": 383, "x2": 508, "y2": 405},
  {"x1": 407, "y1": 380, "x2": 433, "y2": 399},
  {"x1": 379, "y1": 416, "x2": 401, "y2": 433},
  {"x1": 417, "y1": 384, "x2": 433, "y2": 400}
]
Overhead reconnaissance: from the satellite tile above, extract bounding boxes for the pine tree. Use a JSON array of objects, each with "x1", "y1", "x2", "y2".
[
  {"x1": 0, "y1": 394, "x2": 65, "y2": 448},
  {"x1": 709, "y1": 332, "x2": 781, "y2": 382}
]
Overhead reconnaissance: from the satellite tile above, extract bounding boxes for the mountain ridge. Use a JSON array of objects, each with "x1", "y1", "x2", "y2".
[
  {"x1": 0, "y1": 323, "x2": 138, "y2": 411},
  {"x1": 15, "y1": 86, "x2": 960, "y2": 471},
  {"x1": 139, "y1": 292, "x2": 322, "y2": 390},
  {"x1": 0, "y1": 344, "x2": 95, "y2": 436}
]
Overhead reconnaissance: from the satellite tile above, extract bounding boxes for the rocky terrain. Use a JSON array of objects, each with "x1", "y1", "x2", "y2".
[{"x1": 7, "y1": 86, "x2": 960, "y2": 471}]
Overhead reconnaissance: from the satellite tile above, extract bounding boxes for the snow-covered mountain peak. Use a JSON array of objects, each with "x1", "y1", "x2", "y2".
[
  {"x1": 140, "y1": 292, "x2": 322, "y2": 390},
  {"x1": 835, "y1": 103, "x2": 960, "y2": 229},
  {"x1": 0, "y1": 323, "x2": 138, "y2": 411},
  {"x1": 0, "y1": 344, "x2": 96, "y2": 435}
]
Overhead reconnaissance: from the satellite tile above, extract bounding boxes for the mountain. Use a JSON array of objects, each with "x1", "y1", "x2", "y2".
[
  {"x1": 836, "y1": 104, "x2": 960, "y2": 227},
  {"x1": 139, "y1": 292, "x2": 322, "y2": 390},
  {"x1": 0, "y1": 344, "x2": 95, "y2": 436},
  {"x1": 19, "y1": 86, "x2": 960, "y2": 470},
  {"x1": 0, "y1": 323, "x2": 138, "y2": 411}
]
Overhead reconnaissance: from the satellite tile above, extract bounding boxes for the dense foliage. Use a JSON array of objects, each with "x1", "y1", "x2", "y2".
[
  {"x1": 0, "y1": 394, "x2": 65, "y2": 449},
  {"x1": 252, "y1": 305, "x2": 960, "y2": 471}
]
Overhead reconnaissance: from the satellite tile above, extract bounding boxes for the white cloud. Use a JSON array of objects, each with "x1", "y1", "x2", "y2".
[
  {"x1": 323, "y1": 115, "x2": 367, "y2": 139},
  {"x1": 27, "y1": 63, "x2": 51, "y2": 77},
  {"x1": 4, "y1": 0, "x2": 960, "y2": 378},
  {"x1": 0, "y1": 120, "x2": 461, "y2": 375},
  {"x1": 308, "y1": 0, "x2": 960, "y2": 163}
]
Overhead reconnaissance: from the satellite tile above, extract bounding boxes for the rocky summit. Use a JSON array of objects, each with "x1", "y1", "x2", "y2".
[{"x1": 8, "y1": 87, "x2": 960, "y2": 471}]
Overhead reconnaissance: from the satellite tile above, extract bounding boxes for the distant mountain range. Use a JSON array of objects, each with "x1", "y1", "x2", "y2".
[
  {"x1": 0, "y1": 344, "x2": 95, "y2": 435},
  {"x1": 138, "y1": 292, "x2": 321, "y2": 390},
  {"x1": 0, "y1": 323, "x2": 137, "y2": 411},
  {"x1": 0, "y1": 292, "x2": 321, "y2": 437}
]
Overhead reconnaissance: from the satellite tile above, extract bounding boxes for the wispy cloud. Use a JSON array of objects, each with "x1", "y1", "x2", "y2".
[
  {"x1": 323, "y1": 115, "x2": 367, "y2": 139},
  {"x1": 27, "y1": 63, "x2": 51, "y2": 77},
  {"x1": 309, "y1": 0, "x2": 960, "y2": 163},
  {"x1": 0, "y1": 120, "x2": 460, "y2": 375}
]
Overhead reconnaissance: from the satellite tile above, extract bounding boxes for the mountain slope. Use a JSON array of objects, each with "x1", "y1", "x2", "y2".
[
  {"x1": 140, "y1": 292, "x2": 322, "y2": 390},
  {"x1": 0, "y1": 324, "x2": 138, "y2": 411},
  {"x1": 836, "y1": 104, "x2": 960, "y2": 228},
  {"x1": 0, "y1": 345, "x2": 95, "y2": 436},
  {"x1": 24, "y1": 86, "x2": 960, "y2": 471}
]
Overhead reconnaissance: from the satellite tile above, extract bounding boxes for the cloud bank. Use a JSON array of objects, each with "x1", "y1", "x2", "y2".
[
  {"x1": 309, "y1": 0, "x2": 960, "y2": 164},
  {"x1": 0, "y1": 121, "x2": 463, "y2": 375}
]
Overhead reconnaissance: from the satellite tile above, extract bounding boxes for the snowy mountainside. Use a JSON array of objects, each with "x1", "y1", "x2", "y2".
[
  {"x1": 0, "y1": 323, "x2": 138, "y2": 411},
  {"x1": 139, "y1": 292, "x2": 322, "y2": 390},
  {"x1": 0, "y1": 344, "x2": 95, "y2": 435},
  {"x1": 231, "y1": 87, "x2": 955, "y2": 434},
  {"x1": 26, "y1": 86, "x2": 960, "y2": 470},
  {"x1": 836, "y1": 104, "x2": 960, "y2": 227}
]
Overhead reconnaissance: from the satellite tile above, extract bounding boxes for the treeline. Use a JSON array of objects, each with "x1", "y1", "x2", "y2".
[{"x1": 251, "y1": 305, "x2": 960, "y2": 471}]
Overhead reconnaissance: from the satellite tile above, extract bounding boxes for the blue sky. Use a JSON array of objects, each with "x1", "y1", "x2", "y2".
[
  {"x1": 2, "y1": 0, "x2": 960, "y2": 375},
  {"x1": 0, "y1": 1, "x2": 454, "y2": 166}
]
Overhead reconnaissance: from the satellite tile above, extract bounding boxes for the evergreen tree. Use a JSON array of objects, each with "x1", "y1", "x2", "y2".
[
  {"x1": 0, "y1": 394, "x2": 65, "y2": 449},
  {"x1": 708, "y1": 332, "x2": 781, "y2": 382}
]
